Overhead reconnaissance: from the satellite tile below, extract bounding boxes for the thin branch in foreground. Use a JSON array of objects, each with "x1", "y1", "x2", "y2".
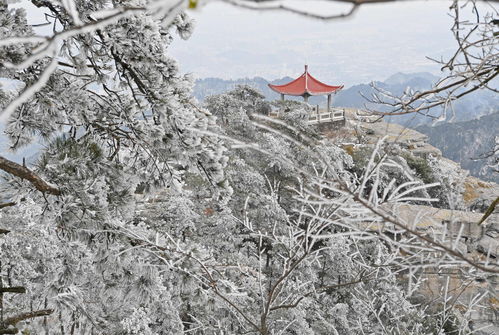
[
  {"x1": 223, "y1": 0, "x2": 359, "y2": 20},
  {"x1": 2, "y1": 309, "x2": 54, "y2": 326},
  {"x1": 0, "y1": 156, "x2": 60, "y2": 195},
  {"x1": 478, "y1": 196, "x2": 499, "y2": 225},
  {"x1": 0, "y1": 202, "x2": 15, "y2": 209}
]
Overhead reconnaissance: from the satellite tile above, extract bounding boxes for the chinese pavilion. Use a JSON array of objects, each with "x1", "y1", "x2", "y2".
[{"x1": 268, "y1": 65, "x2": 343, "y2": 113}]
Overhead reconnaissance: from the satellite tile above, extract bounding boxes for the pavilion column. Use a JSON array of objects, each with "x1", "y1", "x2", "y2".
[
  {"x1": 303, "y1": 95, "x2": 309, "y2": 103},
  {"x1": 327, "y1": 94, "x2": 331, "y2": 113},
  {"x1": 281, "y1": 93, "x2": 285, "y2": 102}
]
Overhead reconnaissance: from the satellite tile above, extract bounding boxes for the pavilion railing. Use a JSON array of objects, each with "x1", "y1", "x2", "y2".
[
  {"x1": 269, "y1": 107, "x2": 346, "y2": 125},
  {"x1": 269, "y1": 110, "x2": 281, "y2": 117},
  {"x1": 308, "y1": 107, "x2": 345, "y2": 125}
]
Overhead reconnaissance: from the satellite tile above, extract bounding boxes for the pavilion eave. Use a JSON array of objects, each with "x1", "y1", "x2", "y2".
[
  {"x1": 268, "y1": 65, "x2": 343, "y2": 97},
  {"x1": 268, "y1": 87, "x2": 343, "y2": 97}
]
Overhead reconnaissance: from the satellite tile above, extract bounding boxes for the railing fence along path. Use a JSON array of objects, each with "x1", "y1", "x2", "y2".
[{"x1": 270, "y1": 106, "x2": 346, "y2": 125}]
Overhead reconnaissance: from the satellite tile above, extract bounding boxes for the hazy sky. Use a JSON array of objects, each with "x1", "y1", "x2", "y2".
[
  {"x1": 12, "y1": 0, "x2": 494, "y2": 88},
  {"x1": 170, "y1": 0, "x2": 479, "y2": 87}
]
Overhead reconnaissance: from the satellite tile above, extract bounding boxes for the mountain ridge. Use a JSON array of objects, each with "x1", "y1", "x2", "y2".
[{"x1": 193, "y1": 72, "x2": 497, "y2": 125}]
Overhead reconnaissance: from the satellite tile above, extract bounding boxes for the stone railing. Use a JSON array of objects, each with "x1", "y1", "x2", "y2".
[
  {"x1": 269, "y1": 107, "x2": 346, "y2": 125},
  {"x1": 308, "y1": 107, "x2": 345, "y2": 124}
]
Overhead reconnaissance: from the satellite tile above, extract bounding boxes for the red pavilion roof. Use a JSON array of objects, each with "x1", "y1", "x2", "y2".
[{"x1": 268, "y1": 65, "x2": 343, "y2": 96}]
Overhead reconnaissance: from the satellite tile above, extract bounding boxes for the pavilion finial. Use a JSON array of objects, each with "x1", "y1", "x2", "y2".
[{"x1": 304, "y1": 65, "x2": 308, "y2": 90}]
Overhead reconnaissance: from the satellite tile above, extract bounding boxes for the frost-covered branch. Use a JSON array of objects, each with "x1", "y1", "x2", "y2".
[
  {"x1": 365, "y1": 0, "x2": 498, "y2": 119},
  {"x1": 2, "y1": 309, "x2": 54, "y2": 327},
  {"x1": 0, "y1": 156, "x2": 60, "y2": 195},
  {"x1": 0, "y1": 0, "x2": 187, "y2": 121}
]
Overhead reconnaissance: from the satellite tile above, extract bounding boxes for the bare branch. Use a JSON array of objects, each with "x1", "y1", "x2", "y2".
[
  {"x1": 0, "y1": 287, "x2": 26, "y2": 294},
  {"x1": 477, "y1": 196, "x2": 499, "y2": 225},
  {"x1": 0, "y1": 202, "x2": 15, "y2": 209},
  {"x1": 222, "y1": 0, "x2": 499, "y2": 22},
  {"x1": 0, "y1": 156, "x2": 60, "y2": 195},
  {"x1": 364, "y1": 0, "x2": 498, "y2": 119},
  {"x1": 2, "y1": 309, "x2": 54, "y2": 326}
]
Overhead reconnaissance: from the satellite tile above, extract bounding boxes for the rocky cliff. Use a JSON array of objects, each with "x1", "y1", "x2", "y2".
[{"x1": 331, "y1": 110, "x2": 498, "y2": 333}]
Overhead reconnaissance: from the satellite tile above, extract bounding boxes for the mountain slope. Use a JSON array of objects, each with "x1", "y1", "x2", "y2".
[{"x1": 416, "y1": 112, "x2": 499, "y2": 183}]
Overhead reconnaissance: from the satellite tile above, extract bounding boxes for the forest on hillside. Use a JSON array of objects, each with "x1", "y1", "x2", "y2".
[{"x1": 0, "y1": 1, "x2": 498, "y2": 334}]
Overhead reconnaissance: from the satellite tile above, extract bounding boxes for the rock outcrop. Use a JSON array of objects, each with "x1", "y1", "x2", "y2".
[{"x1": 333, "y1": 109, "x2": 499, "y2": 333}]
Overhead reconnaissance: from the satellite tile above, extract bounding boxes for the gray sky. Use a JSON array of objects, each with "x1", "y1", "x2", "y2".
[
  {"x1": 11, "y1": 0, "x2": 494, "y2": 88},
  {"x1": 170, "y1": 0, "x2": 472, "y2": 87}
]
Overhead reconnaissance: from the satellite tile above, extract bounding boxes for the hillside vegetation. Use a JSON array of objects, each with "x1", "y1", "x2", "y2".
[{"x1": 193, "y1": 74, "x2": 498, "y2": 183}]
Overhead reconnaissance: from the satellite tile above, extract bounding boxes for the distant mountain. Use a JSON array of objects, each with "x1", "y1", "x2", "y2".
[
  {"x1": 383, "y1": 72, "x2": 439, "y2": 86},
  {"x1": 416, "y1": 112, "x2": 499, "y2": 183},
  {"x1": 194, "y1": 72, "x2": 498, "y2": 126},
  {"x1": 194, "y1": 77, "x2": 330, "y2": 106},
  {"x1": 335, "y1": 72, "x2": 439, "y2": 111},
  {"x1": 193, "y1": 76, "x2": 279, "y2": 102},
  {"x1": 335, "y1": 73, "x2": 498, "y2": 126}
]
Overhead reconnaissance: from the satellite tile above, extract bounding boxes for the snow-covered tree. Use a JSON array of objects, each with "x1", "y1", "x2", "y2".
[
  {"x1": 0, "y1": 1, "x2": 225, "y2": 333},
  {"x1": 1, "y1": 2, "x2": 496, "y2": 335},
  {"x1": 198, "y1": 86, "x2": 480, "y2": 334}
]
